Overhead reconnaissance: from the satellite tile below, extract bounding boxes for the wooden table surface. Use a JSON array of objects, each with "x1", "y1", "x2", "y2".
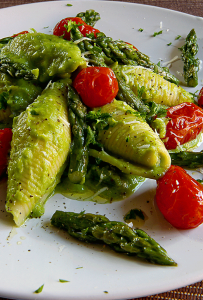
[
  {"x1": 0, "y1": 1, "x2": 203, "y2": 300},
  {"x1": 0, "y1": 0, "x2": 203, "y2": 17}
]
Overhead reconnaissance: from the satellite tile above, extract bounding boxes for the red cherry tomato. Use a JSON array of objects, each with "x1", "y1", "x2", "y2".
[
  {"x1": 12, "y1": 31, "x2": 29, "y2": 38},
  {"x1": 198, "y1": 87, "x2": 203, "y2": 108},
  {"x1": 73, "y1": 67, "x2": 119, "y2": 108},
  {"x1": 162, "y1": 102, "x2": 203, "y2": 150},
  {"x1": 156, "y1": 165, "x2": 203, "y2": 229},
  {"x1": 53, "y1": 17, "x2": 100, "y2": 40},
  {"x1": 0, "y1": 128, "x2": 12, "y2": 176}
]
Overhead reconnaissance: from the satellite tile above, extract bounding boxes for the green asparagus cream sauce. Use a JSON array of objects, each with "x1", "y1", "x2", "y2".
[{"x1": 56, "y1": 165, "x2": 146, "y2": 204}]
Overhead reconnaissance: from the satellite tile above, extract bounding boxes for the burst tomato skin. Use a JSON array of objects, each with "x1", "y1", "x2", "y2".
[
  {"x1": 198, "y1": 87, "x2": 203, "y2": 108},
  {"x1": 53, "y1": 17, "x2": 100, "y2": 40},
  {"x1": 12, "y1": 31, "x2": 29, "y2": 38},
  {"x1": 156, "y1": 165, "x2": 203, "y2": 229},
  {"x1": 163, "y1": 102, "x2": 203, "y2": 150},
  {"x1": 73, "y1": 66, "x2": 119, "y2": 108},
  {"x1": 0, "y1": 128, "x2": 12, "y2": 176}
]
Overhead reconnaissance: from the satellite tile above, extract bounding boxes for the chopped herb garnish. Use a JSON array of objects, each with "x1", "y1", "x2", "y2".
[
  {"x1": 138, "y1": 28, "x2": 144, "y2": 32},
  {"x1": 124, "y1": 208, "x2": 145, "y2": 221},
  {"x1": 175, "y1": 35, "x2": 181, "y2": 40},
  {"x1": 126, "y1": 136, "x2": 129, "y2": 142},
  {"x1": 66, "y1": 3, "x2": 73, "y2": 6},
  {"x1": 64, "y1": 21, "x2": 82, "y2": 34},
  {"x1": 153, "y1": 30, "x2": 163, "y2": 37},
  {"x1": 30, "y1": 110, "x2": 39, "y2": 116},
  {"x1": 59, "y1": 279, "x2": 70, "y2": 282},
  {"x1": 167, "y1": 42, "x2": 172, "y2": 46},
  {"x1": 34, "y1": 284, "x2": 44, "y2": 294}
]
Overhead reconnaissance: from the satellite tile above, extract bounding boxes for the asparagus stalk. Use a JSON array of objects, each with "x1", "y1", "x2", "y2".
[
  {"x1": 0, "y1": 59, "x2": 39, "y2": 80},
  {"x1": 67, "y1": 86, "x2": 89, "y2": 184},
  {"x1": 179, "y1": 28, "x2": 199, "y2": 87},
  {"x1": 94, "y1": 34, "x2": 179, "y2": 85},
  {"x1": 51, "y1": 210, "x2": 177, "y2": 266},
  {"x1": 170, "y1": 151, "x2": 203, "y2": 169},
  {"x1": 76, "y1": 9, "x2": 100, "y2": 27}
]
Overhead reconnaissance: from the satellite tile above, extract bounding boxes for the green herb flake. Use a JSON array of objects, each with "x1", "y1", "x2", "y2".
[
  {"x1": 126, "y1": 136, "x2": 129, "y2": 142},
  {"x1": 167, "y1": 42, "x2": 172, "y2": 46},
  {"x1": 124, "y1": 208, "x2": 145, "y2": 222},
  {"x1": 175, "y1": 35, "x2": 181, "y2": 40},
  {"x1": 104, "y1": 291, "x2": 109, "y2": 294},
  {"x1": 59, "y1": 279, "x2": 70, "y2": 283},
  {"x1": 76, "y1": 266, "x2": 83, "y2": 269},
  {"x1": 138, "y1": 28, "x2": 144, "y2": 32},
  {"x1": 66, "y1": 3, "x2": 73, "y2": 6},
  {"x1": 153, "y1": 30, "x2": 163, "y2": 37},
  {"x1": 34, "y1": 284, "x2": 44, "y2": 294},
  {"x1": 64, "y1": 21, "x2": 82, "y2": 34},
  {"x1": 30, "y1": 110, "x2": 39, "y2": 116}
]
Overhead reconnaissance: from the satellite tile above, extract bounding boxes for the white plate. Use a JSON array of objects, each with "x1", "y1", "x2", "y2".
[{"x1": 1, "y1": 1, "x2": 203, "y2": 300}]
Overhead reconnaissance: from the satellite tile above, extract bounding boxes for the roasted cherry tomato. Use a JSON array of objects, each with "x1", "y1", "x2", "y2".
[
  {"x1": 198, "y1": 87, "x2": 203, "y2": 108},
  {"x1": 156, "y1": 165, "x2": 203, "y2": 229},
  {"x1": 12, "y1": 31, "x2": 29, "y2": 38},
  {"x1": 0, "y1": 128, "x2": 12, "y2": 176},
  {"x1": 73, "y1": 66, "x2": 119, "y2": 108},
  {"x1": 163, "y1": 102, "x2": 203, "y2": 150},
  {"x1": 53, "y1": 17, "x2": 100, "y2": 40}
]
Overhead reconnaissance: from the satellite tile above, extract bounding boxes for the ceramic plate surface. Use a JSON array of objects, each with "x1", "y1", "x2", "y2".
[{"x1": 0, "y1": 1, "x2": 203, "y2": 299}]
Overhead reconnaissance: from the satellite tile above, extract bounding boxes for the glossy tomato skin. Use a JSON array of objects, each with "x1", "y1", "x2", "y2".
[
  {"x1": 0, "y1": 128, "x2": 12, "y2": 176},
  {"x1": 73, "y1": 67, "x2": 119, "y2": 108},
  {"x1": 156, "y1": 165, "x2": 203, "y2": 229},
  {"x1": 53, "y1": 17, "x2": 100, "y2": 40},
  {"x1": 163, "y1": 102, "x2": 203, "y2": 150},
  {"x1": 198, "y1": 87, "x2": 203, "y2": 108}
]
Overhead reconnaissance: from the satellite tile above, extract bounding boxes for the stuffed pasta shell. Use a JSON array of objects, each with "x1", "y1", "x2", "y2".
[
  {"x1": 89, "y1": 100, "x2": 171, "y2": 179},
  {"x1": 6, "y1": 80, "x2": 71, "y2": 226}
]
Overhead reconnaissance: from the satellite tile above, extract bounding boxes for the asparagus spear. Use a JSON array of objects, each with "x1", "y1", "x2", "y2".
[
  {"x1": 51, "y1": 210, "x2": 177, "y2": 266},
  {"x1": 76, "y1": 9, "x2": 100, "y2": 27},
  {"x1": 94, "y1": 34, "x2": 179, "y2": 85},
  {"x1": 170, "y1": 151, "x2": 203, "y2": 169},
  {"x1": 179, "y1": 28, "x2": 199, "y2": 87},
  {"x1": 67, "y1": 86, "x2": 89, "y2": 184}
]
